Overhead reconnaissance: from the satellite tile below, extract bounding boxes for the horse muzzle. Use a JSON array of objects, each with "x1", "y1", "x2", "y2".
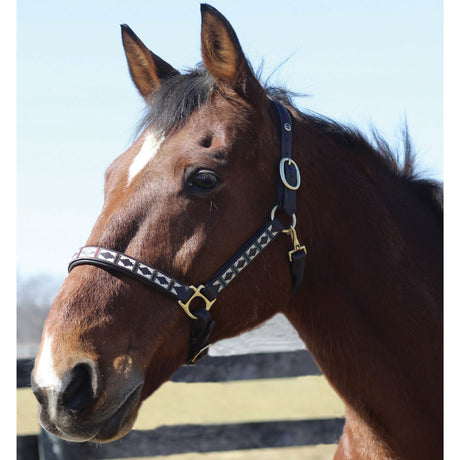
[{"x1": 31, "y1": 360, "x2": 144, "y2": 442}]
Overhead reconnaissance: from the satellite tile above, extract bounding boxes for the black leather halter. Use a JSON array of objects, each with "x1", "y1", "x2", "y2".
[{"x1": 68, "y1": 99, "x2": 306, "y2": 365}]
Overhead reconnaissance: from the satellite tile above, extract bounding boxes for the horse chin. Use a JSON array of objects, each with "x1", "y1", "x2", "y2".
[
  {"x1": 38, "y1": 384, "x2": 143, "y2": 443},
  {"x1": 91, "y1": 385, "x2": 143, "y2": 442}
]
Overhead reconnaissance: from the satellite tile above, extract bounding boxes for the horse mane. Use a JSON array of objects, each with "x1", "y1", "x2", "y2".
[
  {"x1": 267, "y1": 87, "x2": 443, "y2": 220},
  {"x1": 136, "y1": 66, "x2": 443, "y2": 220},
  {"x1": 306, "y1": 110, "x2": 443, "y2": 220}
]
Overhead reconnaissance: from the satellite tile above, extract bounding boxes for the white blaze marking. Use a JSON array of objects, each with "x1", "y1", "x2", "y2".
[
  {"x1": 127, "y1": 131, "x2": 165, "y2": 186},
  {"x1": 34, "y1": 334, "x2": 62, "y2": 391}
]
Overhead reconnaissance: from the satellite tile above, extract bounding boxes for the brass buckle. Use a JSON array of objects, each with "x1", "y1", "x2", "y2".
[
  {"x1": 178, "y1": 285, "x2": 216, "y2": 320},
  {"x1": 279, "y1": 158, "x2": 301, "y2": 191}
]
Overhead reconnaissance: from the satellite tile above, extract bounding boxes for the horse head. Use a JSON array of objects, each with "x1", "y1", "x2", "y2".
[{"x1": 31, "y1": 5, "x2": 293, "y2": 442}]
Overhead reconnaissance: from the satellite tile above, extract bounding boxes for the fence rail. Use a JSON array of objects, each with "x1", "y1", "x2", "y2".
[{"x1": 17, "y1": 350, "x2": 345, "y2": 460}]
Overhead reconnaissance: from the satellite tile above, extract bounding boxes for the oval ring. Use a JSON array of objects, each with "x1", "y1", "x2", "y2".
[{"x1": 279, "y1": 158, "x2": 301, "y2": 191}]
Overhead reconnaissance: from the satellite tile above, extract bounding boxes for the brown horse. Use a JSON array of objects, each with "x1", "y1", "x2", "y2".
[{"x1": 31, "y1": 4, "x2": 443, "y2": 459}]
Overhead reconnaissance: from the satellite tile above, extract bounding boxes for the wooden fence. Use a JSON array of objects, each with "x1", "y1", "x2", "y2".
[{"x1": 17, "y1": 315, "x2": 345, "y2": 460}]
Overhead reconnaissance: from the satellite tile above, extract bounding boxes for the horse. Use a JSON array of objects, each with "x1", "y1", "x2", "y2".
[{"x1": 31, "y1": 4, "x2": 443, "y2": 459}]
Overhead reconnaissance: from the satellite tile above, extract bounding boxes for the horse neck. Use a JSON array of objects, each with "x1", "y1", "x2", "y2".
[{"x1": 282, "y1": 115, "x2": 443, "y2": 459}]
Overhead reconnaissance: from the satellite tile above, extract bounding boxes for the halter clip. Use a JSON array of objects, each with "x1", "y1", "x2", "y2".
[{"x1": 287, "y1": 226, "x2": 307, "y2": 262}]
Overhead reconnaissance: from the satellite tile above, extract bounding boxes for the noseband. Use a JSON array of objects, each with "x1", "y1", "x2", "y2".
[{"x1": 68, "y1": 99, "x2": 307, "y2": 364}]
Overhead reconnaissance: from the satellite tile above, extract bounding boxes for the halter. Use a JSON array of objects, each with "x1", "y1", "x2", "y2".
[{"x1": 68, "y1": 99, "x2": 307, "y2": 365}]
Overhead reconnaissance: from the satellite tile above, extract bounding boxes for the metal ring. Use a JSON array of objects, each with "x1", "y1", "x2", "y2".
[
  {"x1": 270, "y1": 205, "x2": 279, "y2": 221},
  {"x1": 282, "y1": 214, "x2": 296, "y2": 234},
  {"x1": 279, "y1": 158, "x2": 301, "y2": 191},
  {"x1": 271, "y1": 205, "x2": 296, "y2": 233}
]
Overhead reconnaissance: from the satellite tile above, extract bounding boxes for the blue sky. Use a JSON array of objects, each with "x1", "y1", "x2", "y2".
[{"x1": 17, "y1": 0, "x2": 444, "y2": 279}]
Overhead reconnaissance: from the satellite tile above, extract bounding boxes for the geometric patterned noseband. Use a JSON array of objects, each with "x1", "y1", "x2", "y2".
[
  {"x1": 68, "y1": 99, "x2": 306, "y2": 365},
  {"x1": 68, "y1": 218, "x2": 284, "y2": 314}
]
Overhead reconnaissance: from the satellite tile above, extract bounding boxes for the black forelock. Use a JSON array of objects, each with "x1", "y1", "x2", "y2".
[{"x1": 136, "y1": 65, "x2": 216, "y2": 137}]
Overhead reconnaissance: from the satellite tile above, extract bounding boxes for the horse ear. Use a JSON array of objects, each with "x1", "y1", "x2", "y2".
[
  {"x1": 200, "y1": 4, "x2": 264, "y2": 103},
  {"x1": 121, "y1": 24, "x2": 179, "y2": 100}
]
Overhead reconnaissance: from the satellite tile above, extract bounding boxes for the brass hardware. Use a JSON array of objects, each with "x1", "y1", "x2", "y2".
[
  {"x1": 279, "y1": 158, "x2": 301, "y2": 191},
  {"x1": 287, "y1": 225, "x2": 307, "y2": 262},
  {"x1": 178, "y1": 285, "x2": 216, "y2": 320},
  {"x1": 189, "y1": 344, "x2": 211, "y2": 364}
]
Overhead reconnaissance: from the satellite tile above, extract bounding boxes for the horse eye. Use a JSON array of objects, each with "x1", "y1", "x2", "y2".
[{"x1": 187, "y1": 169, "x2": 221, "y2": 192}]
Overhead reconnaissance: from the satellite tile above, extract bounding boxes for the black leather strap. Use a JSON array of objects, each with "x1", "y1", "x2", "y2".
[
  {"x1": 270, "y1": 99, "x2": 297, "y2": 217},
  {"x1": 270, "y1": 99, "x2": 307, "y2": 296},
  {"x1": 290, "y1": 250, "x2": 307, "y2": 295},
  {"x1": 186, "y1": 308, "x2": 215, "y2": 365}
]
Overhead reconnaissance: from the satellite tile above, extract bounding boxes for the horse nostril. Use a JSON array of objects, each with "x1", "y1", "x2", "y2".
[
  {"x1": 31, "y1": 380, "x2": 46, "y2": 406},
  {"x1": 61, "y1": 361, "x2": 101, "y2": 412}
]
